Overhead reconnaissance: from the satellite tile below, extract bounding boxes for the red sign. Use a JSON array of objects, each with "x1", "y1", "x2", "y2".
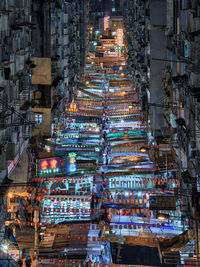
[
  {"x1": 41, "y1": 160, "x2": 48, "y2": 170},
  {"x1": 50, "y1": 159, "x2": 58, "y2": 169},
  {"x1": 39, "y1": 157, "x2": 67, "y2": 175}
]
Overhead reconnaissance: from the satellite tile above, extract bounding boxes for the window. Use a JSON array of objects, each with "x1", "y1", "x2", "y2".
[
  {"x1": 112, "y1": 8, "x2": 116, "y2": 12},
  {"x1": 35, "y1": 114, "x2": 42, "y2": 125}
]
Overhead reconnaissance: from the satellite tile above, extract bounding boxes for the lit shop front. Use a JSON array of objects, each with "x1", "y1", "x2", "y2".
[
  {"x1": 109, "y1": 175, "x2": 155, "y2": 191},
  {"x1": 103, "y1": 191, "x2": 150, "y2": 222},
  {"x1": 44, "y1": 176, "x2": 93, "y2": 196},
  {"x1": 41, "y1": 195, "x2": 91, "y2": 224}
]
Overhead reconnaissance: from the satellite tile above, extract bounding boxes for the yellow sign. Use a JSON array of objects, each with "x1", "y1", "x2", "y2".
[
  {"x1": 117, "y1": 28, "x2": 123, "y2": 46},
  {"x1": 104, "y1": 16, "x2": 110, "y2": 31},
  {"x1": 67, "y1": 103, "x2": 78, "y2": 112}
]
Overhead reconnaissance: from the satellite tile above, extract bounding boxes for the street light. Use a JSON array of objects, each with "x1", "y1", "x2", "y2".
[{"x1": 140, "y1": 146, "x2": 148, "y2": 153}]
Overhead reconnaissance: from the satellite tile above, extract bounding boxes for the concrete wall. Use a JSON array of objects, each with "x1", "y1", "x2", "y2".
[
  {"x1": 9, "y1": 149, "x2": 29, "y2": 185},
  {"x1": 149, "y1": 0, "x2": 167, "y2": 135}
]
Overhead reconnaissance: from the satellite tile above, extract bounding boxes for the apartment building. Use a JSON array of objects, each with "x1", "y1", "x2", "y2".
[
  {"x1": 31, "y1": 0, "x2": 89, "y2": 137},
  {"x1": 124, "y1": 0, "x2": 200, "y2": 219},
  {"x1": 0, "y1": 0, "x2": 34, "y2": 243}
]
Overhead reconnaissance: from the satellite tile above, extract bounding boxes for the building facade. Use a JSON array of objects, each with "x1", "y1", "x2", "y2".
[
  {"x1": 0, "y1": 0, "x2": 34, "y2": 243},
  {"x1": 31, "y1": 0, "x2": 89, "y2": 136},
  {"x1": 124, "y1": 0, "x2": 200, "y2": 225}
]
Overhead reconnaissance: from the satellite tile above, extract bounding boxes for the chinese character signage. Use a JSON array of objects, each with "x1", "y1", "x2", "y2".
[
  {"x1": 39, "y1": 157, "x2": 67, "y2": 175},
  {"x1": 68, "y1": 152, "x2": 77, "y2": 173},
  {"x1": 117, "y1": 28, "x2": 123, "y2": 46},
  {"x1": 39, "y1": 154, "x2": 78, "y2": 175},
  {"x1": 104, "y1": 16, "x2": 110, "y2": 31}
]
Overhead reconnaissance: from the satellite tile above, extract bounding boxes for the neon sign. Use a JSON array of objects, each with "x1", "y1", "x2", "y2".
[
  {"x1": 104, "y1": 16, "x2": 110, "y2": 31},
  {"x1": 66, "y1": 103, "x2": 78, "y2": 112},
  {"x1": 41, "y1": 160, "x2": 48, "y2": 170},
  {"x1": 114, "y1": 45, "x2": 122, "y2": 56},
  {"x1": 68, "y1": 152, "x2": 77, "y2": 173},
  {"x1": 50, "y1": 159, "x2": 58, "y2": 169},
  {"x1": 184, "y1": 40, "x2": 190, "y2": 58},
  {"x1": 39, "y1": 157, "x2": 67, "y2": 175},
  {"x1": 117, "y1": 28, "x2": 123, "y2": 46}
]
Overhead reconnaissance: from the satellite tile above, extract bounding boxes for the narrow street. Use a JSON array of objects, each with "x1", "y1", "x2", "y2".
[
  {"x1": 34, "y1": 40, "x2": 183, "y2": 266},
  {"x1": 1, "y1": 1, "x2": 200, "y2": 266}
]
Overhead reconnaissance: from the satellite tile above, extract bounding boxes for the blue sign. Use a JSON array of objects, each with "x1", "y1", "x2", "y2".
[
  {"x1": 113, "y1": 66, "x2": 119, "y2": 71},
  {"x1": 184, "y1": 40, "x2": 190, "y2": 58},
  {"x1": 67, "y1": 152, "x2": 77, "y2": 173}
]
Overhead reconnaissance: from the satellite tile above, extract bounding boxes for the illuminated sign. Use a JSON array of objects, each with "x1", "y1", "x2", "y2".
[
  {"x1": 68, "y1": 152, "x2": 77, "y2": 173},
  {"x1": 39, "y1": 157, "x2": 67, "y2": 175},
  {"x1": 66, "y1": 103, "x2": 78, "y2": 112},
  {"x1": 184, "y1": 40, "x2": 190, "y2": 58},
  {"x1": 117, "y1": 28, "x2": 123, "y2": 46},
  {"x1": 104, "y1": 16, "x2": 110, "y2": 31},
  {"x1": 42, "y1": 196, "x2": 91, "y2": 223},
  {"x1": 55, "y1": 147, "x2": 95, "y2": 152},
  {"x1": 110, "y1": 121, "x2": 141, "y2": 128},
  {"x1": 114, "y1": 45, "x2": 122, "y2": 56}
]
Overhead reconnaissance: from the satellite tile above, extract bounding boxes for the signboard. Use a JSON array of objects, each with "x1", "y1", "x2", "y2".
[
  {"x1": 114, "y1": 45, "x2": 122, "y2": 56},
  {"x1": 39, "y1": 154, "x2": 78, "y2": 175},
  {"x1": 104, "y1": 16, "x2": 110, "y2": 31},
  {"x1": 117, "y1": 28, "x2": 123, "y2": 46},
  {"x1": 67, "y1": 103, "x2": 78, "y2": 112},
  {"x1": 42, "y1": 196, "x2": 91, "y2": 224},
  {"x1": 68, "y1": 152, "x2": 77, "y2": 172},
  {"x1": 149, "y1": 196, "x2": 177, "y2": 210},
  {"x1": 110, "y1": 121, "x2": 141, "y2": 128},
  {"x1": 39, "y1": 157, "x2": 67, "y2": 175},
  {"x1": 113, "y1": 66, "x2": 119, "y2": 71},
  {"x1": 184, "y1": 40, "x2": 190, "y2": 58},
  {"x1": 54, "y1": 147, "x2": 95, "y2": 152}
]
